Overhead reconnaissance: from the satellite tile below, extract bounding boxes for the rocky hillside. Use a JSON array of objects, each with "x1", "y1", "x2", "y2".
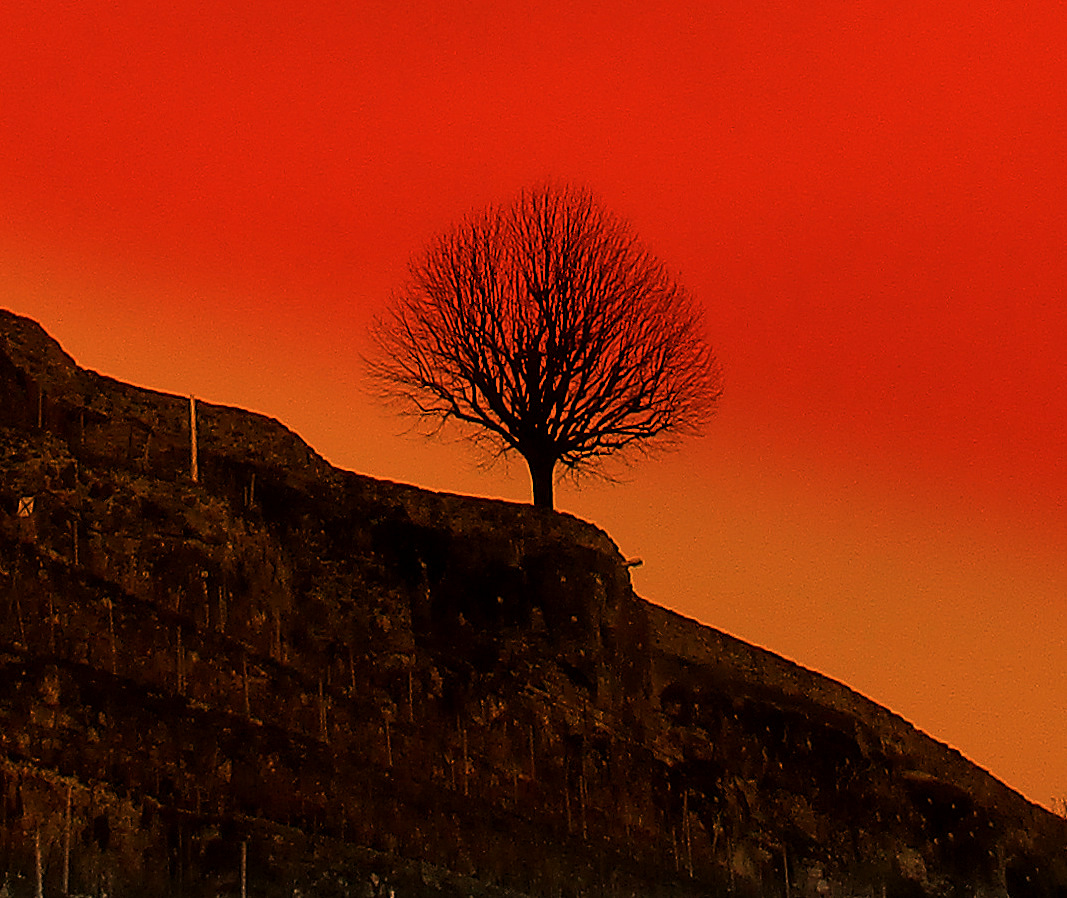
[{"x1": 0, "y1": 309, "x2": 1064, "y2": 898}]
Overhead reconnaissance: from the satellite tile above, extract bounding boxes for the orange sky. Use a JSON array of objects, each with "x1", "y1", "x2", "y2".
[{"x1": 2, "y1": 1, "x2": 1065, "y2": 810}]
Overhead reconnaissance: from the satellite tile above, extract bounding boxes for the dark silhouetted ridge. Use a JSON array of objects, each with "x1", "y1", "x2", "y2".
[{"x1": 0, "y1": 308, "x2": 1063, "y2": 897}]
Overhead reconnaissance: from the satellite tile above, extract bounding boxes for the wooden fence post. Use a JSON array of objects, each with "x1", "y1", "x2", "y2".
[
  {"x1": 580, "y1": 770, "x2": 588, "y2": 840},
  {"x1": 683, "y1": 790, "x2": 693, "y2": 878},
  {"x1": 176, "y1": 624, "x2": 184, "y2": 694},
  {"x1": 189, "y1": 396, "x2": 199, "y2": 483},
  {"x1": 63, "y1": 782, "x2": 72, "y2": 895},
  {"x1": 461, "y1": 726, "x2": 469, "y2": 796},
  {"x1": 318, "y1": 678, "x2": 328, "y2": 742},
  {"x1": 107, "y1": 597, "x2": 117, "y2": 675},
  {"x1": 564, "y1": 775, "x2": 571, "y2": 834},
  {"x1": 34, "y1": 827, "x2": 43, "y2": 898}
]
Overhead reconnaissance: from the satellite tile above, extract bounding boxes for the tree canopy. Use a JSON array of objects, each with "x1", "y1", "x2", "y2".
[{"x1": 368, "y1": 185, "x2": 723, "y2": 509}]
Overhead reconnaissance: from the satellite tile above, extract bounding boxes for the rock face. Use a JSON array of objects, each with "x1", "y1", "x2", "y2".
[{"x1": 0, "y1": 308, "x2": 1063, "y2": 898}]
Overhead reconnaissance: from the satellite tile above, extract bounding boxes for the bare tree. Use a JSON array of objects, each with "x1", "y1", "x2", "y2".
[{"x1": 368, "y1": 185, "x2": 723, "y2": 509}]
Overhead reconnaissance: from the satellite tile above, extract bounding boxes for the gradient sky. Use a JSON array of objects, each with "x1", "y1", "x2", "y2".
[{"x1": 2, "y1": 2, "x2": 1065, "y2": 810}]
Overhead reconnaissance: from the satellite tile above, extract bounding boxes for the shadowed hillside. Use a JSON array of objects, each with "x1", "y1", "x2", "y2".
[{"x1": 0, "y1": 309, "x2": 1064, "y2": 898}]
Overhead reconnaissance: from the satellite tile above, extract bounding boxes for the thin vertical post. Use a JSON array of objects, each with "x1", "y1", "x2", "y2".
[
  {"x1": 318, "y1": 678, "x2": 328, "y2": 741},
  {"x1": 461, "y1": 726, "x2": 469, "y2": 796},
  {"x1": 579, "y1": 771, "x2": 587, "y2": 840},
  {"x1": 683, "y1": 789, "x2": 693, "y2": 878},
  {"x1": 47, "y1": 594, "x2": 55, "y2": 654},
  {"x1": 107, "y1": 597, "x2": 117, "y2": 675},
  {"x1": 176, "y1": 624, "x2": 184, "y2": 694},
  {"x1": 189, "y1": 396, "x2": 198, "y2": 483},
  {"x1": 240, "y1": 840, "x2": 247, "y2": 898},
  {"x1": 14, "y1": 593, "x2": 26, "y2": 646},
  {"x1": 63, "y1": 782, "x2": 72, "y2": 895},
  {"x1": 34, "y1": 827, "x2": 43, "y2": 898}
]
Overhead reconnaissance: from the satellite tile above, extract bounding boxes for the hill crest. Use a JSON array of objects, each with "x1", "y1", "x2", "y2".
[{"x1": 0, "y1": 308, "x2": 1063, "y2": 898}]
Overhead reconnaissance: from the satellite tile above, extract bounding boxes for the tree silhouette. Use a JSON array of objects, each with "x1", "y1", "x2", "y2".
[{"x1": 368, "y1": 185, "x2": 723, "y2": 509}]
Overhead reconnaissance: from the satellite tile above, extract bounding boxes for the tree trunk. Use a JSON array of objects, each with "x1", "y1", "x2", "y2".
[{"x1": 526, "y1": 455, "x2": 556, "y2": 509}]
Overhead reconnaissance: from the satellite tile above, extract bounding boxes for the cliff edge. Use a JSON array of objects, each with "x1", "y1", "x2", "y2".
[{"x1": 0, "y1": 309, "x2": 1064, "y2": 898}]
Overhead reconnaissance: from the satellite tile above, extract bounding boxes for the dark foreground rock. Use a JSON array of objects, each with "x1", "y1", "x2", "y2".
[{"x1": 0, "y1": 309, "x2": 1064, "y2": 898}]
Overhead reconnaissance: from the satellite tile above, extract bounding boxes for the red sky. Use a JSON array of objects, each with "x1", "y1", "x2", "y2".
[{"x1": 2, "y1": 1, "x2": 1065, "y2": 810}]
